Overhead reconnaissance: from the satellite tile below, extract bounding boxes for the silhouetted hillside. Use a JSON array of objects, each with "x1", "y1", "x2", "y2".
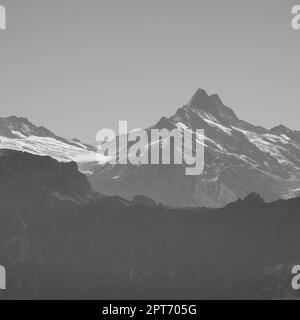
[{"x1": 0, "y1": 150, "x2": 300, "y2": 299}]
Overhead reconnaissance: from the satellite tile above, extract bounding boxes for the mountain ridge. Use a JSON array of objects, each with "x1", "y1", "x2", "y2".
[
  {"x1": 0, "y1": 115, "x2": 98, "y2": 165},
  {"x1": 89, "y1": 88, "x2": 300, "y2": 207},
  {"x1": 0, "y1": 150, "x2": 300, "y2": 299},
  {"x1": 2, "y1": 89, "x2": 300, "y2": 208}
]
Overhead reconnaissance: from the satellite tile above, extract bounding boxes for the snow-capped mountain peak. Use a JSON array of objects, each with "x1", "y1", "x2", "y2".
[
  {"x1": 0, "y1": 116, "x2": 56, "y2": 139},
  {"x1": 0, "y1": 116, "x2": 97, "y2": 165},
  {"x1": 186, "y1": 88, "x2": 239, "y2": 123},
  {"x1": 89, "y1": 89, "x2": 300, "y2": 208}
]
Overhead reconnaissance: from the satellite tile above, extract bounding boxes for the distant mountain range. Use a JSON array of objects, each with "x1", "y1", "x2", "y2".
[
  {"x1": 0, "y1": 149, "x2": 300, "y2": 299},
  {"x1": 1, "y1": 89, "x2": 300, "y2": 299},
  {"x1": 0, "y1": 116, "x2": 97, "y2": 165},
  {"x1": 89, "y1": 89, "x2": 300, "y2": 207},
  {"x1": 2, "y1": 89, "x2": 300, "y2": 207}
]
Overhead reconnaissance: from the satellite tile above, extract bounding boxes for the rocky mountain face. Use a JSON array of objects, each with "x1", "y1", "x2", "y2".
[
  {"x1": 0, "y1": 149, "x2": 94, "y2": 206},
  {"x1": 0, "y1": 116, "x2": 97, "y2": 164},
  {"x1": 0, "y1": 150, "x2": 300, "y2": 299},
  {"x1": 89, "y1": 89, "x2": 300, "y2": 207}
]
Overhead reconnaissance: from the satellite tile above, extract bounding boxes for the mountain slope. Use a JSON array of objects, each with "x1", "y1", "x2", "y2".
[
  {"x1": 0, "y1": 116, "x2": 97, "y2": 164},
  {"x1": 0, "y1": 149, "x2": 97, "y2": 207},
  {"x1": 0, "y1": 152, "x2": 300, "y2": 299},
  {"x1": 90, "y1": 89, "x2": 300, "y2": 207}
]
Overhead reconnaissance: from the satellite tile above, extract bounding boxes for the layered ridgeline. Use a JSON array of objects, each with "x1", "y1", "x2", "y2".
[
  {"x1": 0, "y1": 150, "x2": 300, "y2": 299},
  {"x1": 90, "y1": 89, "x2": 300, "y2": 207},
  {"x1": 2, "y1": 89, "x2": 300, "y2": 208}
]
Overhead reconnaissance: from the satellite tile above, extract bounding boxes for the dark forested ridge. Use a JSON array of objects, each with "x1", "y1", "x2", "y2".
[{"x1": 0, "y1": 150, "x2": 299, "y2": 299}]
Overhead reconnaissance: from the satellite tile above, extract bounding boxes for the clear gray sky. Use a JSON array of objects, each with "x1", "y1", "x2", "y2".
[{"x1": 0, "y1": 0, "x2": 299, "y2": 142}]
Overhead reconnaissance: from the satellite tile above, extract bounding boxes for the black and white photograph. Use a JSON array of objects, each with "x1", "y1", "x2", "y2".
[{"x1": 0, "y1": 0, "x2": 300, "y2": 316}]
